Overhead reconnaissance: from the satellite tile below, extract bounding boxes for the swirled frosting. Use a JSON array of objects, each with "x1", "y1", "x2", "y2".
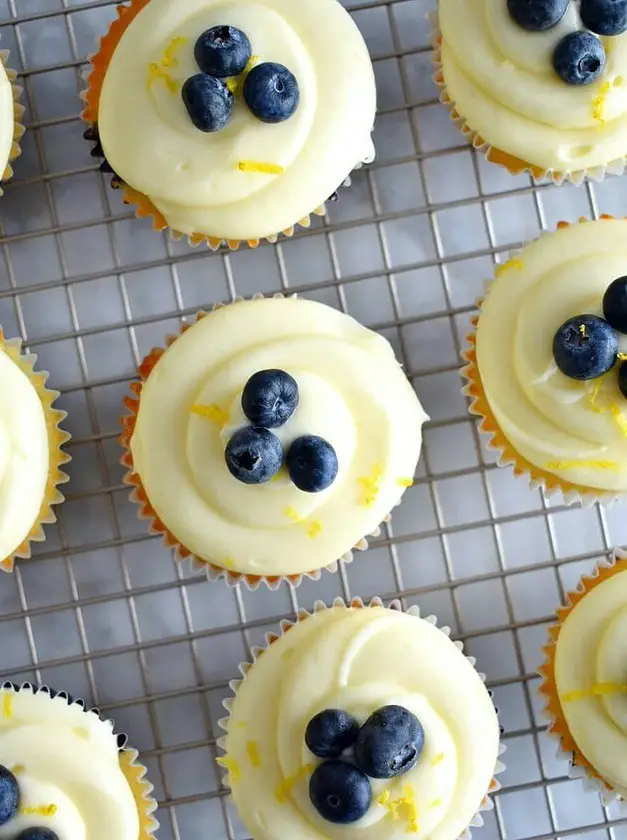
[
  {"x1": 0, "y1": 59, "x2": 15, "y2": 176},
  {"x1": 222, "y1": 605, "x2": 500, "y2": 840},
  {"x1": 438, "y1": 0, "x2": 627, "y2": 172},
  {"x1": 130, "y1": 298, "x2": 427, "y2": 577},
  {"x1": 0, "y1": 688, "x2": 140, "y2": 840},
  {"x1": 0, "y1": 348, "x2": 49, "y2": 560},
  {"x1": 555, "y1": 565, "x2": 627, "y2": 796},
  {"x1": 98, "y1": 0, "x2": 376, "y2": 240},
  {"x1": 476, "y1": 219, "x2": 627, "y2": 491}
]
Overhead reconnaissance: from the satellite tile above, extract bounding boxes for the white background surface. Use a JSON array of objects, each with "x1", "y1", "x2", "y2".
[{"x1": 1, "y1": 0, "x2": 627, "y2": 838}]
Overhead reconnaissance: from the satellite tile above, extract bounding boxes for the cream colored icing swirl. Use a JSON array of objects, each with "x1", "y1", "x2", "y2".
[
  {"x1": 476, "y1": 219, "x2": 627, "y2": 491},
  {"x1": 0, "y1": 59, "x2": 14, "y2": 176},
  {"x1": 439, "y1": 0, "x2": 627, "y2": 172},
  {"x1": 223, "y1": 605, "x2": 500, "y2": 840},
  {"x1": 98, "y1": 0, "x2": 376, "y2": 240},
  {"x1": 555, "y1": 565, "x2": 627, "y2": 796},
  {"x1": 130, "y1": 298, "x2": 427, "y2": 577},
  {"x1": 0, "y1": 688, "x2": 140, "y2": 840},
  {"x1": 0, "y1": 348, "x2": 49, "y2": 560}
]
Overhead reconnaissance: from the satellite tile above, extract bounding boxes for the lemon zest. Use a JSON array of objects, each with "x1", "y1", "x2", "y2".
[
  {"x1": 246, "y1": 740, "x2": 261, "y2": 767},
  {"x1": 275, "y1": 764, "x2": 314, "y2": 803},
  {"x1": 285, "y1": 507, "x2": 322, "y2": 538},
  {"x1": 21, "y1": 804, "x2": 57, "y2": 817},
  {"x1": 579, "y1": 323, "x2": 587, "y2": 338},
  {"x1": 162, "y1": 36, "x2": 187, "y2": 68},
  {"x1": 562, "y1": 681, "x2": 627, "y2": 703},
  {"x1": 494, "y1": 257, "x2": 524, "y2": 278},
  {"x1": 147, "y1": 62, "x2": 177, "y2": 93},
  {"x1": 615, "y1": 75, "x2": 624, "y2": 87},
  {"x1": 546, "y1": 459, "x2": 619, "y2": 471},
  {"x1": 430, "y1": 799, "x2": 443, "y2": 808},
  {"x1": 238, "y1": 160, "x2": 284, "y2": 175},
  {"x1": 11, "y1": 765, "x2": 24, "y2": 775},
  {"x1": 217, "y1": 756, "x2": 241, "y2": 784},
  {"x1": 3, "y1": 693, "x2": 12, "y2": 719},
  {"x1": 191, "y1": 403, "x2": 230, "y2": 427},
  {"x1": 221, "y1": 557, "x2": 237, "y2": 571},
  {"x1": 593, "y1": 80, "x2": 612, "y2": 123},
  {"x1": 358, "y1": 463, "x2": 384, "y2": 507},
  {"x1": 431, "y1": 752, "x2": 445, "y2": 766},
  {"x1": 618, "y1": 352, "x2": 627, "y2": 361},
  {"x1": 226, "y1": 77, "x2": 238, "y2": 93},
  {"x1": 378, "y1": 785, "x2": 419, "y2": 833},
  {"x1": 397, "y1": 477, "x2": 414, "y2": 488},
  {"x1": 227, "y1": 54, "x2": 259, "y2": 95},
  {"x1": 585, "y1": 377, "x2": 627, "y2": 437}
]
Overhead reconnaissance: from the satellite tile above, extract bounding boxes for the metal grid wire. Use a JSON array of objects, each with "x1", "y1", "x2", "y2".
[{"x1": 2, "y1": 0, "x2": 627, "y2": 838}]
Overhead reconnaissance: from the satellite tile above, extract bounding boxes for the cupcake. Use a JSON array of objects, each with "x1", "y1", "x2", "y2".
[
  {"x1": 0, "y1": 331, "x2": 70, "y2": 571},
  {"x1": 462, "y1": 217, "x2": 627, "y2": 503},
  {"x1": 82, "y1": 0, "x2": 376, "y2": 249},
  {"x1": 434, "y1": 1, "x2": 627, "y2": 183},
  {"x1": 217, "y1": 598, "x2": 503, "y2": 840},
  {"x1": 120, "y1": 297, "x2": 427, "y2": 589},
  {"x1": 0, "y1": 47, "x2": 24, "y2": 190},
  {"x1": 0, "y1": 682, "x2": 157, "y2": 837},
  {"x1": 540, "y1": 550, "x2": 627, "y2": 801}
]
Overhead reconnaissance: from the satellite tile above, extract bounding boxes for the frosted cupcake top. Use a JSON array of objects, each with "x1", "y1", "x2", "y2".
[
  {"x1": 0, "y1": 687, "x2": 140, "y2": 839},
  {"x1": 0, "y1": 59, "x2": 14, "y2": 177},
  {"x1": 97, "y1": 0, "x2": 376, "y2": 241},
  {"x1": 130, "y1": 298, "x2": 427, "y2": 579},
  {"x1": 438, "y1": 0, "x2": 627, "y2": 173},
  {"x1": 221, "y1": 605, "x2": 500, "y2": 840},
  {"x1": 476, "y1": 218, "x2": 627, "y2": 493}
]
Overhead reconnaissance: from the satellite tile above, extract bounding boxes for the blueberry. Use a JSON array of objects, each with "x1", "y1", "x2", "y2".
[
  {"x1": 305, "y1": 709, "x2": 360, "y2": 759},
  {"x1": 225, "y1": 426, "x2": 283, "y2": 484},
  {"x1": 603, "y1": 277, "x2": 627, "y2": 334},
  {"x1": 553, "y1": 31, "x2": 605, "y2": 85},
  {"x1": 286, "y1": 436, "x2": 338, "y2": 493},
  {"x1": 309, "y1": 760, "x2": 371, "y2": 824},
  {"x1": 241, "y1": 369, "x2": 299, "y2": 428},
  {"x1": 619, "y1": 360, "x2": 627, "y2": 398},
  {"x1": 354, "y1": 705, "x2": 424, "y2": 779},
  {"x1": 16, "y1": 830, "x2": 59, "y2": 840},
  {"x1": 507, "y1": 0, "x2": 569, "y2": 30},
  {"x1": 194, "y1": 26, "x2": 252, "y2": 78},
  {"x1": 0, "y1": 765, "x2": 19, "y2": 826},
  {"x1": 552, "y1": 315, "x2": 618, "y2": 380},
  {"x1": 243, "y1": 62, "x2": 300, "y2": 124},
  {"x1": 182, "y1": 74, "x2": 233, "y2": 133},
  {"x1": 581, "y1": 0, "x2": 627, "y2": 35}
]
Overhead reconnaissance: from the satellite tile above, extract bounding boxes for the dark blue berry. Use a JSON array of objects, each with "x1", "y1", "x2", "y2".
[
  {"x1": 241, "y1": 369, "x2": 299, "y2": 428},
  {"x1": 286, "y1": 436, "x2": 338, "y2": 493},
  {"x1": 305, "y1": 709, "x2": 360, "y2": 759},
  {"x1": 553, "y1": 32, "x2": 605, "y2": 85},
  {"x1": 0, "y1": 765, "x2": 19, "y2": 826},
  {"x1": 225, "y1": 426, "x2": 282, "y2": 484},
  {"x1": 603, "y1": 276, "x2": 627, "y2": 334},
  {"x1": 309, "y1": 760, "x2": 371, "y2": 824},
  {"x1": 243, "y1": 62, "x2": 300, "y2": 124},
  {"x1": 194, "y1": 26, "x2": 252, "y2": 78},
  {"x1": 182, "y1": 74, "x2": 233, "y2": 133},
  {"x1": 581, "y1": 0, "x2": 627, "y2": 35},
  {"x1": 16, "y1": 830, "x2": 59, "y2": 840},
  {"x1": 507, "y1": 0, "x2": 569, "y2": 30},
  {"x1": 619, "y1": 360, "x2": 627, "y2": 399},
  {"x1": 552, "y1": 315, "x2": 618, "y2": 380},
  {"x1": 354, "y1": 705, "x2": 424, "y2": 779}
]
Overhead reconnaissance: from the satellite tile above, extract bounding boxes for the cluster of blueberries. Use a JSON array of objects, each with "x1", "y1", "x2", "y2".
[
  {"x1": 182, "y1": 25, "x2": 300, "y2": 133},
  {"x1": 508, "y1": 0, "x2": 627, "y2": 85},
  {"x1": 0, "y1": 765, "x2": 57, "y2": 840},
  {"x1": 224, "y1": 369, "x2": 339, "y2": 493},
  {"x1": 305, "y1": 705, "x2": 425, "y2": 824},
  {"x1": 552, "y1": 276, "x2": 627, "y2": 391}
]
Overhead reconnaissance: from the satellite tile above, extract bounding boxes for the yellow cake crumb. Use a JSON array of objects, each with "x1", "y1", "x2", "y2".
[
  {"x1": 238, "y1": 161, "x2": 284, "y2": 175},
  {"x1": 358, "y1": 463, "x2": 384, "y2": 507},
  {"x1": 494, "y1": 257, "x2": 524, "y2": 278},
  {"x1": 275, "y1": 764, "x2": 315, "y2": 803},
  {"x1": 217, "y1": 756, "x2": 241, "y2": 784},
  {"x1": 246, "y1": 740, "x2": 261, "y2": 767},
  {"x1": 191, "y1": 403, "x2": 230, "y2": 427},
  {"x1": 562, "y1": 681, "x2": 627, "y2": 702}
]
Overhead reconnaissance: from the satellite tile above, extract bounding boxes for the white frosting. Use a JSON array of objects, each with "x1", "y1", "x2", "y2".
[
  {"x1": 476, "y1": 219, "x2": 627, "y2": 491},
  {"x1": 0, "y1": 348, "x2": 49, "y2": 560},
  {"x1": 555, "y1": 567, "x2": 627, "y2": 796},
  {"x1": 439, "y1": 0, "x2": 627, "y2": 172},
  {"x1": 0, "y1": 689, "x2": 140, "y2": 840},
  {"x1": 130, "y1": 298, "x2": 427, "y2": 577},
  {"x1": 0, "y1": 60, "x2": 14, "y2": 176},
  {"x1": 98, "y1": 0, "x2": 376, "y2": 240},
  {"x1": 224, "y1": 606, "x2": 500, "y2": 840}
]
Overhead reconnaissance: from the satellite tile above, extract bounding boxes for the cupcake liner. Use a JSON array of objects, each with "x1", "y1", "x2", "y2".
[
  {"x1": 430, "y1": 17, "x2": 625, "y2": 186},
  {"x1": 119, "y1": 294, "x2": 393, "y2": 591},
  {"x1": 81, "y1": 0, "x2": 370, "y2": 251},
  {"x1": 0, "y1": 48, "x2": 25, "y2": 192},
  {"x1": 538, "y1": 549, "x2": 627, "y2": 804},
  {"x1": 0, "y1": 681, "x2": 158, "y2": 835},
  {"x1": 217, "y1": 596, "x2": 506, "y2": 837},
  {"x1": 0, "y1": 331, "x2": 71, "y2": 572}
]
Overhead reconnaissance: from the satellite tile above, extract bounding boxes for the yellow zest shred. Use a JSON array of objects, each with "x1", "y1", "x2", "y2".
[
  {"x1": 238, "y1": 160, "x2": 284, "y2": 175},
  {"x1": 10, "y1": 765, "x2": 24, "y2": 775},
  {"x1": 546, "y1": 459, "x2": 619, "y2": 471},
  {"x1": 617, "y1": 352, "x2": 627, "y2": 361},
  {"x1": 3, "y1": 693, "x2": 12, "y2": 719},
  {"x1": 593, "y1": 81, "x2": 612, "y2": 123},
  {"x1": 147, "y1": 62, "x2": 177, "y2": 93},
  {"x1": 358, "y1": 463, "x2": 384, "y2": 507},
  {"x1": 226, "y1": 77, "x2": 238, "y2": 93},
  {"x1": 397, "y1": 477, "x2": 414, "y2": 488},
  {"x1": 275, "y1": 764, "x2": 315, "y2": 803},
  {"x1": 430, "y1": 799, "x2": 443, "y2": 808},
  {"x1": 378, "y1": 791, "x2": 391, "y2": 805},
  {"x1": 494, "y1": 257, "x2": 524, "y2": 278},
  {"x1": 562, "y1": 681, "x2": 627, "y2": 703},
  {"x1": 378, "y1": 785, "x2": 419, "y2": 833},
  {"x1": 227, "y1": 54, "x2": 260, "y2": 95},
  {"x1": 431, "y1": 752, "x2": 445, "y2": 766},
  {"x1": 615, "y1": 75, "x2": 624, "y2": 87},
  {"x1": 284, "y1": 507, "x2": 322, "y2": 538},
  {"x1": 585, "y1": 377, "x2": 627, "y2": 437},
  {"x1": 246, "y1": 740, "x2": 261, "y2": 767},
  {"x1": 162, "y1": 36, "x2": 188, "y2": 68},
  {"x1": 191, "y1": 403, "x2": 230, "y2": 427},
  {"x1": 20, "y1": 804, "x2": 57, "y2": 817},
  {"x1": 217, "y1": 756, "x2": 241, "y2": 784},
  {"x1": 221, "y1": 557, "x2": 237, "y2": 571},
  {"x1": 579, "y1": 323, "x2": 587, "y2": 338}
]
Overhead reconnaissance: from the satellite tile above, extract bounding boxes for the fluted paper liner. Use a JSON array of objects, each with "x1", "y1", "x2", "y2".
[
  {"x1": 217, "y1": 597, "x2": 506, "y2": 837},
  {"x1": 1, "y1": 681, "x2": 158, "y2": 835},
  {"x1": 461, "y1": 217, "x2": 626, "y2": 507},
  {"x1": 0, "y1": 331, "x2": 70, "y2": 572},
  {"x1": 0, "y1": 47, "x2": 25, "y2": 191},
  {"x1": 431, "y1": 18, "x2": 624, "y2": 186},
  {"x1": 538, "y1": 550, "x2": 627, "y2": 803},
  {"x1": 119, "y1": 295, "x2": 395, "y2": 591}
]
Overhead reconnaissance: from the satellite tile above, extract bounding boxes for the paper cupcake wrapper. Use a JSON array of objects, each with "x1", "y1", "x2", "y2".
[
  {"x1": 81, "y1": 0, "x2": 370, "y2": 251},
  {"x1": 119, "y1": 294, "x2": 392, "y2": 591},
  {"x1": 0, "y1": 331, "x2": 71, "y2": 572},
  {"x1": 538, "y1": 549, "x2": 627, "y2": 803},
  {"x1": 0, "y1": 48, "x2": 25, "y2": 192},
  {"x1": 216, "y1": 596, "x2": 506, "y2": 837},
  {"x1": 430, "y1": 17, "x2": 625, "y2": 186},
  {"x1": 1, "y1": 681, "x2": 159, "y2": 834}
]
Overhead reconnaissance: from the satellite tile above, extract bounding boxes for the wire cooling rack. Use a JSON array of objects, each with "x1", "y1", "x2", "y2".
[{"x1": 2, "y1": 0, "x2": 627, "y2": 838}]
